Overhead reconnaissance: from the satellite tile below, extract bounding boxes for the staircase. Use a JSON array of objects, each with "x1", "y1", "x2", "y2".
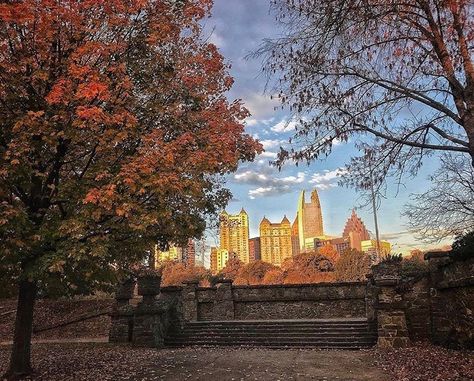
[{"x1": 165, "y1": 318, "x2": 377, "y2": 349}]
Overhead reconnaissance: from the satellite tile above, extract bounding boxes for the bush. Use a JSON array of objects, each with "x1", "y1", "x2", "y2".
[
  {"x1": 450, "y1": 231, "x2": 474, "y2": 261},
  {"x1": 334, "y1": 249, "x2": 370, "y2": 282}
]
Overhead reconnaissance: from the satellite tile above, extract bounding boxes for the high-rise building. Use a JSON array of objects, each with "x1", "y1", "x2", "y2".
[
  {"x1": 297, "y1": 190, "x2": 324, "y2": 251},
  {"x1": 181, "y1": 239, "x2": 196, "y2": 267},
  {"x1": 291, "y1": 217, "x2": 300, "y2": 257},
  {"x1": 260, "y1": 216, "x2": 293, "y2": 266},
  {"x1": 154, "y1": 239, "x2": 195, "y2": 267},
  {"x1": 361, "y1": 239, "x2": 392, "y2": 262},
  {"x1": 342, "y1": 210, "x2": 371, "y2": 252},
  {"x1": 216, "y1": 248, "x2": 230, "y2": 272},
  {"x1": 210, "y1": 247, "x2": 218, "y2": 275},
  {"x1": 219, "y1": 209, "x2": 250, "y2": 263},
  {"x1": 314, "y1": 236, "x2": 351, "y2": 256},
  {"x1": 249, "y1": 237, "x2": 261, "y2": 261}
]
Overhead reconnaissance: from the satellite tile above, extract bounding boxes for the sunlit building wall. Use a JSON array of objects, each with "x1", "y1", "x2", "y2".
[
  {"x1": 260, "y1": 216, "x2": 293, "y2": 266},
  {"x1": 219, "y1": 209, "x2": 250, "y2": 263}
]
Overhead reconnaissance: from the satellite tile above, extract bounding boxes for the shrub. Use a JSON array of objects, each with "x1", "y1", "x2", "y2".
[{"x1": 450, "y1": 231, "x2": 474, "y2": 261}]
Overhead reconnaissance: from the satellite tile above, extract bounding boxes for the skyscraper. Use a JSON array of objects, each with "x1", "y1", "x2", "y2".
[
  {"x1": 260, "y1": 216, "x2": 293, "y2": 266},
  {"x1": 297, "y1": 189, "x2": 324, "y2": 251},
  {"x1": 219, "y1": 209, "x2": 250, "y2": 263},
  {"x1": 249, "y1": 237, "x2": 261, "y2": 261},
  {"x1": 342, "y1": 210, "x2": 371, "y2": 252}
]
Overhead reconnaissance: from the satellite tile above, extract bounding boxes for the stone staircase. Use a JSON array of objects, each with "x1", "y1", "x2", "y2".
[{"x1": 165, "y1": 318, "x2": 377, "y2": 349}]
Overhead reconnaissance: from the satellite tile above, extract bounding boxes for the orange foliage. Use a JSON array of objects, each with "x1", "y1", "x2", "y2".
[
  {"x1": 317, "y1": 245, "x2": 340, "y2": 265},
  {"x1": 160, "y1": 261, "x2": 210, "y2": 287},
  {"x1": 234, "y1": 261, "x2": 277, "y2": 285}
]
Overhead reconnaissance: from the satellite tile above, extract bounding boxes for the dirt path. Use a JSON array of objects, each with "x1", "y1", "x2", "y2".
[{"x1": 0, "y1": 344, "x2": 390, "y2": 381}]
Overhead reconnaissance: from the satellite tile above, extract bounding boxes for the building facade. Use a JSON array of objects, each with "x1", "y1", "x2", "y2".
[
  {"x1": 219, "y1": 209, "x2": 250, "y2": 263},
  {"x1": 260, "y1": 216, "x2": 293, "y2": 266},
  {"x1": 249, "y1": 237, "x2": 261, "y2": 262},
  {"x1": 210, "y1": 247, "x2": 218, "y2": 275},
  {"x1": 314, "y1": 236, "x2": 351, "y2": 256},
  {"x1": 342, "y1": 210, "x2": 371, "y2": 252},
  {"x1": 297, "y1": 190, "x2": 324, "y2": 252},
  {"x1": 154, "y1": 239, "x2": 196, "y2": 267},
  {"x1": 361, "y1": 239, "x2": 392, "y2": 263}
]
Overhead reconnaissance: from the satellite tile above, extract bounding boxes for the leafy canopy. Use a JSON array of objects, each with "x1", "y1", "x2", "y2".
[{"x1": 0, "y1": 0, "x2": 261, "y2": 293}]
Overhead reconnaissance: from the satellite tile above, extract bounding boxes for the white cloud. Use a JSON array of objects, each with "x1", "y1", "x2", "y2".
[
  {"x1": 260, "y1": 139, "x2": 285, "y2": 150},
  {"x1": 271, "y1": 118, "x2": 298, "y2": 133},
  {"x1": 308, "y1": 168, "x2": 347, "y2": 190},
  {"x1": 259, "y1": 151, "x2": 278, "y2": 159},
  {"x1": 243, "y1": 93, "x2": 279, "y2": 120},
  {"x1": 234, "y1": 169, "x2": 306, "y2": 199}
]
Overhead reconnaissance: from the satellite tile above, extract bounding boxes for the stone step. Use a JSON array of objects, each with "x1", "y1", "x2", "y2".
[
  {"x1": 187, "y1": 319, "x2": 368, "y2": 326},
  {"x1": 169, "y1": 332, "x2": 377, "y2": 339},
  {"x1": 165, "y1": 340, "x2": 376, "y2": 348},
  {"x1": 165, "y1": 319, "x2": 377, "y2": 349},
  {"x1": 180, "y1": 326, "x2": 372, "y2": 333}
]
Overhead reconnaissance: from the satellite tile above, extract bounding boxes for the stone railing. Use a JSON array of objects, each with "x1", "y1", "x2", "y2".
[
  {"x1": 108, "y1": 253, "x2": 473, "y2": 349},
  {"x1": 109, "y1": 275, "x2": 182, "y2": 347},
  {"x1": 183, "y1": 281, "x2": 369, "y2": 322}
]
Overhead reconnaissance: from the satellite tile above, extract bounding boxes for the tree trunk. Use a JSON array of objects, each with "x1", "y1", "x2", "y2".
[{"x1": 4, "y1": 280, "x2": 38, "y2": 380}]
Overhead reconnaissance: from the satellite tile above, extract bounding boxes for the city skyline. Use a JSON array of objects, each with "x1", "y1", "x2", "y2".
[{"x1": 205, "y1": 0, "x2": 453, "y2": 255}]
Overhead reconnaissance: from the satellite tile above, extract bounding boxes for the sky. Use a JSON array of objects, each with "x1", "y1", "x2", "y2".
[{"x1": 200, "y1": 0, "x2": 452, "y2": 256}]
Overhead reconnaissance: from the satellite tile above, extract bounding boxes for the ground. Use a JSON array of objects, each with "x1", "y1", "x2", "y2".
[
  {"x1": 0, "y1": 344, "x2": 389, "y2": 381},
  {"x1": 0, "y1": 299, "x2": 111, "y2": 341}
]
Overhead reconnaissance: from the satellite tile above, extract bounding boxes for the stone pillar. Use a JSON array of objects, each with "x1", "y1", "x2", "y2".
[
  {"x1": 374, "y1": 275, "x2": 410, "y2": 348},
  {"x1": 109, "y1": 278, "x2": 136, "y2": 343},
  {"x1": 182, "y1": 280, "x2": 199, "y2": 322},
  {"x1": 425, "y1": 251, "x2": 451, "y2": 345},
  {"x1": 213, "y1": 279, "x2": 234, "y2": 320},
  {"x1": 132, "y1": 274, "x2": 166, "y2": 347}
]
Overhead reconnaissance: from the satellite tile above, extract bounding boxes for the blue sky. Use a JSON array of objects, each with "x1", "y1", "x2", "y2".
[{"x1": 201, "y1": 0, "x2": 451, "y2": 255}]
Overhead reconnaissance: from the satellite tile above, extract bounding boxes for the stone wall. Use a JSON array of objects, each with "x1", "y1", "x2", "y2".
[
  {"x1": 190, "y1": 281, "x2": 368, "y2": 321},
  {"x1": 108, "y1": 254, "x2": 473, "y2": 349},
  {"x1": 426, "y1": 253, "x2": 474, "y2": 349}
]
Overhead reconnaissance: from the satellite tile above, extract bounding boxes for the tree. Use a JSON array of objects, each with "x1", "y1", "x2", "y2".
[
  {"x1": 0, "y1": 1, "x2": 260, "y2": 378},
  {"x1": 160, "y1": 261, "x2": 210, "y2": 287},
  {"x1": 258, "y1": 0, "x2": 474, "y2": 191},
  {"x1": 317, "y1": 245, "x2": 340, "y2": 265},
  {"x1": 218, "y1": 258, "x2": 243, "y2": 281},
  {"x1": 234, "y1": 260, "x2": 277, "y2": 285},
  {"x1": 334, "y1": 249, "x2": 371, "y2": 282},
  {"x1": 262, "y1": 268, "x2": 285, "y2": 285},
  {"x1": 403, "y1": 153, "x2": 474, "y2": 241},
  {"x1": 283, "y1": 252, "x2": 334, "y2": 283},
  {"x1": 451, "y1": 231, "x2": 474, "y2": 260}
]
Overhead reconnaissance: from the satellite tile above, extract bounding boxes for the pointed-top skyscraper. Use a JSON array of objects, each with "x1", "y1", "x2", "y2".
[
  {"x1": 297, "y1": 189, "x2": 324, "y2": 251},
  {"x1": 219, "y1": 209, "x2": 250, "y2": 263},
  {"x1": 342, "y1": 209, "x2": 370, "y2": 252}
]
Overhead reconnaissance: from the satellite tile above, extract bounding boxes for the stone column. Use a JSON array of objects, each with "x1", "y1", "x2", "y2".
[
  {"x1": 109, "y1": 278, "x2": 136, "y2": 343},
  {"x1": 132, "y1": 274, "x2": 166, "y2": 347},
  {"x1": 374, "y1": 275, "x2": 410, "y2": 348},
  {"x1": 182, "y1": 280, "x2": 199, "y2": 322},
  {"x1": 213, "y1": 279, "x2": 234, "y2": 320},
  {"x1": 425, "y1": 251, "x2": 451, "y2": 345}
]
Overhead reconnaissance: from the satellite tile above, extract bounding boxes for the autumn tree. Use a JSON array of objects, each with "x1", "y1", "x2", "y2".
[
  {"x1": 258, "y1": 0, "x2": 474, "y2": 191},
  {"x1": 234, "y1": 260, "x2": 277, "y2": 285},
  {"x1": 403, "y1": 153, "x2": 474, "y2": 241},
  {"x1": 262, "y1": 268, "x2": 285, "y2": 285},
  {"x1": 317, "y1": 245, "x2": 340, "y2": 265},
  {"x1": 334, "y1": 249, "x2": 371, "y2": 282},
  {"x1": 218, "y1": 257, "x2": 243, "y2": 281},
  {"x1": 0, "y1": 1, "x2": 260, "y2": 378},
  {"x1": 283, "y1": 252, "x2": 335, "y2": 283},
  {"x1": 160, "y1": 261, "x2": 210, "y2": 287}
]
